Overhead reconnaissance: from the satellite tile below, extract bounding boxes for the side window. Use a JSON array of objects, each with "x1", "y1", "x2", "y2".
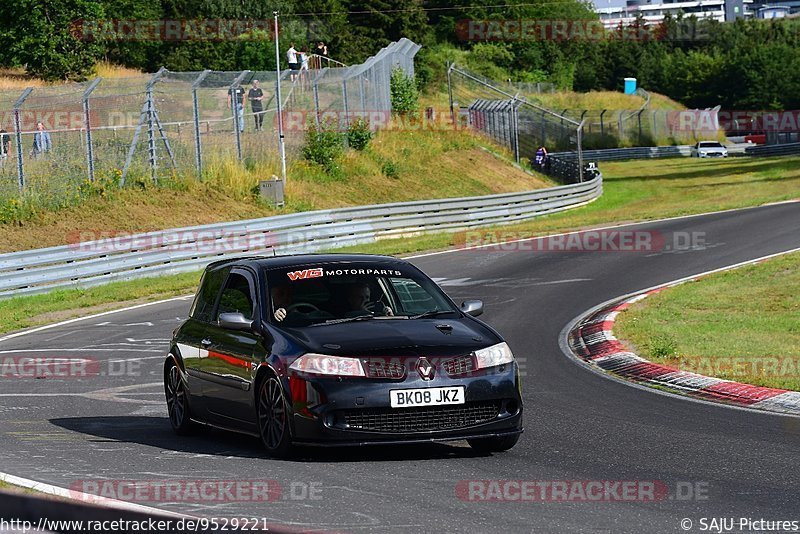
[
  {"x1": 190, "y1": 266, "x2": 230, "y2": 323},
  {"x1": 389, "y1": 278, "x2": 437, "y2": 314},
  {"x1": 217, "y1": 272, "x2": 255, "y2": 321}
]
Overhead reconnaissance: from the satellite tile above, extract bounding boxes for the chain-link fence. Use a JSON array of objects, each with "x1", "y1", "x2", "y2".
[
  {"x1": 0, "y1": 38, "x2": 419, "y2": 205},
  {"x1": 525, "y1": 89, "x2": 712, "y2": 148},
  {"x1": 447, "y1": 64, "x2": 586, "y2": 183},
  {"x1": 446, "y1": 64, "x2": 725, "y2": 183}
]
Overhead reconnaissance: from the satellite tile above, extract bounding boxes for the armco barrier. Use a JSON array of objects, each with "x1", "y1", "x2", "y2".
[
  {"x1": 744, "y1": 142, "x2": 800, "y2": 157},
  {"x1": 552, "y1": 143, "x2": 750, "y2": 162},
  {"x1": 0, "y1": 176, "x2": 602, "y2": 298},
  {"x1": 553, "y1": 145, "x2": 691, "y2": 162}
]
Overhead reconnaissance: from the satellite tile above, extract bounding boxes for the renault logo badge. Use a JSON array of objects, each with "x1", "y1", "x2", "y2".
[{"x1": 416, "y1": 357, "x2": 435, "y2": 380}]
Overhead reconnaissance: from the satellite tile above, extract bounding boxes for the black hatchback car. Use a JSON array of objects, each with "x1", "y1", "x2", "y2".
[{"x1": 164, "y1": 254, "x2": 523, "y2": 457}]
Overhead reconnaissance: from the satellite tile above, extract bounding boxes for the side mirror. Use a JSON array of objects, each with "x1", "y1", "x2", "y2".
[
  {"x1": 218, "y1": 312, "x2": 254, "y2": 332},
  {"x1": 460, "y1": 299, "x2": 484, "y2": 317}
]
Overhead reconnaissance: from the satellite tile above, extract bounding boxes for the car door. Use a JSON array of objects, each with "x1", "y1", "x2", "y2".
[
  {"x1": 177, "y1": 264, "x2": 231, "y2": 414},
  {"x1": 199, "y1": 267, "x2": 263, "y2": 428}
]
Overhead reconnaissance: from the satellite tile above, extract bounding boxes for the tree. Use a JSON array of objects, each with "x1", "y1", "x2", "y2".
[
  {"x1": 0, "y1": 0, "x2": 106, "y2": 80},
  {"x1": 343, "y1": 0, "x2": 432, "y2": 61}
]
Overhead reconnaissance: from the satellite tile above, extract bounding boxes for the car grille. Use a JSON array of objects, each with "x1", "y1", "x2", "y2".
[
  {"x1": 340, "y1": 401, "x2": 501, "y2": 433},
  {"x1": 364, "y1": 360, "x2": 406, "y2": 379},
  {"x1": 443, "y1": 355, "x2": 475, "y2": 376}
]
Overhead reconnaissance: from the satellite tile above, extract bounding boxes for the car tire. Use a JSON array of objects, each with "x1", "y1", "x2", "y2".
[
  {"x1": 165, "y1": 362, "x2": 197, "y2": 435},
  {"x1": 467, "y1": 433, "x2": 520, "y2": 453},
  {"x1": 257, "y1": 374, "x2": 293, "y2": 458}
]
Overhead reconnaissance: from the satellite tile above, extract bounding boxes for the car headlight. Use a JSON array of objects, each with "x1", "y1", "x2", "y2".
[
  {"x1": 289, "y1": 353, "x2": 366, "y2": 377},
  {"x1": 473, "y1": 342, "x2": 515, "y2": 370}
]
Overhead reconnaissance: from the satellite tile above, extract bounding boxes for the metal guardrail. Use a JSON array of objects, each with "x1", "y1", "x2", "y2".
[
  {"x1": 552, "y1": 143, "x2": 753, "y2": 162},
  {"x1": 744, "y1": 142, "x2": 800, "y2": 157},
  {"x1": 0, "y1": 177, "x2": 602, "y2": 298},
  {"x1": 552, "y1": 145, "x2": 692, "y2": 162}
]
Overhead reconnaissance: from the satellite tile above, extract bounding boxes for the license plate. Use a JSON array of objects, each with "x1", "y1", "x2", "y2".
[{"x1": 390, "y1": 386, "x2": 465, "y2": 408}]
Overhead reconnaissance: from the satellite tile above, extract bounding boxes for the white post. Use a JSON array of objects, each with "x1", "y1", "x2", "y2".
[{"x1": 274, "y1": 12, "x2": 287, "y2": 182}]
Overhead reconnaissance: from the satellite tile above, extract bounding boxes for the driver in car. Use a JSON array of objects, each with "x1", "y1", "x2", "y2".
[{"x1": 345, "y1": 282, "x2": 393, "y2": 317}]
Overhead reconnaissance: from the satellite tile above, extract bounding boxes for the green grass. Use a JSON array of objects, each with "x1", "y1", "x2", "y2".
[
  {"x1": 0, "y1": 272, "x2": 202, "y2": 335},
  {"x1": 0, "y1": 127, "x2": 549, "y2": 252},
  {"x1": 0, "y1": 479, "x2": 38, "y2": 495},
  {"x1": 615, "y1": 252, "x2": 800, "y2": 391},
  {"x1": 1, "y1": 155, "x2": 798, "y2": 336}
]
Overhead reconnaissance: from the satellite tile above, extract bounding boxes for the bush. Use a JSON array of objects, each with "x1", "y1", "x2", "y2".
[
  {"x1": 302, "y1": 120, "x2": 344, "y2": 173},
  {"x1": 346, "y1": 118, "x2": 373, "y2": 151},
  {"x1": 390, "y1": 67, "x2": 420, "y2": 115},
  {"x1": 381, "y1": 160, "x2": 400, "y2": 180},
  {"x1": 465, "y1": 43, "x2": 515, "y2": 81}
]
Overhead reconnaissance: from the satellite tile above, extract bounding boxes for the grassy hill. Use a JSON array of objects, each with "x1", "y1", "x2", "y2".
[{"x1": 0, "y1": 127, "x2": 551, "y2": 253}]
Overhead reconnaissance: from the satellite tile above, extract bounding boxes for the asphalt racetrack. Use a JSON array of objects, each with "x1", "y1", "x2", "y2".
[{"x1": 1, "y1": 202, "x2": 799, "y2": 533}]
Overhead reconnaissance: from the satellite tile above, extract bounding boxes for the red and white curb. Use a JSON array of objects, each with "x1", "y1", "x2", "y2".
[{"x1": 567, "y1": 255, "x2": 800, "y2": 416}]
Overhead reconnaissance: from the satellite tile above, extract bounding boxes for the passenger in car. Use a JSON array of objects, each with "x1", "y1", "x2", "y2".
[{"x1": 272, "y1": 284, "x2": 292, "y2": 322}]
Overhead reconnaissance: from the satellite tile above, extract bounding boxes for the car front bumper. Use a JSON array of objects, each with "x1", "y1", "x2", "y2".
[{"x1": 287, "y1": 364, "x2": 524, "y2": 445}]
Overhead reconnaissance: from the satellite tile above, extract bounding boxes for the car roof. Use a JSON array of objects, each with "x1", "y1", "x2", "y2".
[{"x1": 206, "y1": 253, "x2": 408, "y2": 272}]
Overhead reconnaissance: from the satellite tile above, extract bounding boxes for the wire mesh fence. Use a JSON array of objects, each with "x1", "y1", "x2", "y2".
[
  {"x1": 520, "y1": 88, "x2": 705, "y2": 148},
  {"x1": 447, "y1": 64, "x2": 586, "y2": 183},
  {"x1": 446, "y1": 64, "x2": 721, "y2": 182},
  {"x1": 0, "y1": 38, "x2": 420, "y2": 206}
]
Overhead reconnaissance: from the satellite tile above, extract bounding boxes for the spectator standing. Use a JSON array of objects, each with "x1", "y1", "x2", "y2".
[
  {"x1": 228, "y1": 83, "x2": 245, "y2": 132},
  {"x1": 314, "y1": 41, "x2": 328, "y2": 68},
  {"x1": 534, "y1": 145, "x2": 548, "y2": 171},
  {"x1": 287, "y1": 44, "x2": 299, "y2": 82},
  {"x1": 0, "y1": 128, "x2": 10, "y2": 162},
  {"x1": 299, "y1": 47, "x2": 310, "y2": 85},
  {"x1": 248, "y1": 80, "x2": 265, "y2": 131},
  {"x1": 32, "y1": 122, "x2": 52, "y2": 158}
]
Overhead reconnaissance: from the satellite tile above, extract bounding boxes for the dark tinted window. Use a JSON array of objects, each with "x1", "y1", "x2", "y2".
[
  {"x1": 217, "y1": 272, "x2": 255, "y2": 321},
  {"x1": 190, "y1": 266, "x2": 230, "y2": 323},
  {"x1": 264, "y1": 264, "x2": 456, "y2": 326}
]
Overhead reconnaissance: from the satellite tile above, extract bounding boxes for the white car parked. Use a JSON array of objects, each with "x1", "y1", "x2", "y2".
[{"x1": 691, "y1": 141, "x2": 728, "y2": 158}]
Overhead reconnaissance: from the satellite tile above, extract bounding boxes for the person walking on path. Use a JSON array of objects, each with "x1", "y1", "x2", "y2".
[
  {"x1": 248, "y1": 80, "x2": 265, "y2": 131},
  {"x1": 32, "y1": 121, "x2": 52, "y2": 158}
]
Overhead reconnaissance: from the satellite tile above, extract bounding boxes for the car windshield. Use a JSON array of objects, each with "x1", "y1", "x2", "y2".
[
  {"x1": 699, "y1": 142, "x2": 724, "y2": 148},
  {"x1": 264, "y1": 264, "x2": 458, "y2": 327}
]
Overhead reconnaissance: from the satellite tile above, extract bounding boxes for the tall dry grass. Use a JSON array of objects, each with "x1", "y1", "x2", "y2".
[
  {"x1": 0, "y1": 63, "x2": 142, "y2": 92},
  {"x1": 0, "y1": 69, "x2": 46, "y2": 90},
  {"x1": 94, "y1": 62, "x2": 143, "y2": 79}
]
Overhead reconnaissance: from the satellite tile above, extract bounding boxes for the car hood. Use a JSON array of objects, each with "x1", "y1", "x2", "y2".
[{"x1": 283, "y1": 317, "x2": 500, "y2": 357}]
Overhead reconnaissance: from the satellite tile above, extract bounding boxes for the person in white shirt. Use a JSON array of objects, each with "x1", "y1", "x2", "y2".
[
  {"x1": 299, "y1": 47, "x2": 310, "y2": 85},
  {"x1": 286, "y1": 44, "x2": 299, "y2": 82}
]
